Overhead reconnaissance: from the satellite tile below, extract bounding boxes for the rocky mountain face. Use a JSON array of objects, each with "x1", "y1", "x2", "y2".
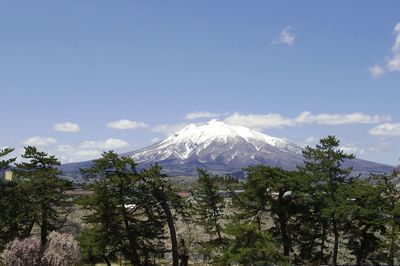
[{"x1": 59, "y1": 120, "x2": 394, "y2": 181}]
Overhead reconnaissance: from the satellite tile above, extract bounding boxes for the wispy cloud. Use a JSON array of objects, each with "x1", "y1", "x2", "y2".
[
  {"x1": 185, "y1": 112, "x2": 220, "y2": 120},
  {"x1": 272, "y1": 26, "x2": 296, "y2": 46},
  {"x1": 107, "y1": 119, "x2": 149, "y2": 129},
  {"x1": 80, "y1": 138, "x2": 130, "y2": 150},
  {"x1": 23, "y1": 136, "x2": 57, "y2": 146},
  {"x1": 369, "y1": 22, "x2": 400, "y2": 78},
  {"x1": 151, "y1": 123, "x2": 188, "y2": 136},
  {"x1": 224, "y1": 112, "x2": 295, "y2": 130},
  {"x1": 369, "y1": 123, "x2": 400, "y2": 137},
  {"x1": 295, "y1": 112, "x2": 390, "y2": 125},
  {"x1": 224, "y1": 112, "x2": 390, "y2": 130},
  {"x1": 54, "y1": 122, "x2": 80, "y2": 132},
  {"x1": 367, "y1": 64, "x2": 385, "y2": 79}
]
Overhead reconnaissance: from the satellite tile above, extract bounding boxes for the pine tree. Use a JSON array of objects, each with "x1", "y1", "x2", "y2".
[
  {"x1": 0, "y1": 148, "x2": 35, "y2": 249},
  {"x1": 341, "y1": 179, "x2": 387, "y2": 266},
  {"x1": 217, "y1": 223, "x2": 288, "y2": 266},
  {"x1": 376, "y1": 172, "x2": 400, "y2": 265},
  {"x1": 298, "y1": 135, "x2": 355, "y2": 265},
  {"x1": 79, "y1": 151, "x2": 166, "y2": 266},
  {"x1": 15, "y1": 146, "x2": 72, "y2": 247},
  {"x1": 140, "y1": 164, "x2": 188, "y2": 266},
  {"x1": 238, "y1": 166, "x2": 307, "y2": 259},
  {"x1": 193, "y1": 169, "x2": 225, "y2": 260},
  {"x1": 194, "y1": 169, "x2": 225, "y2": 242}
]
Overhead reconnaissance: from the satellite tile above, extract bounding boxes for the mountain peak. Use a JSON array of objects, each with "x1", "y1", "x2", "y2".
[{"x1": 167, "y1": 119, "x2": 289, "y2": 148}]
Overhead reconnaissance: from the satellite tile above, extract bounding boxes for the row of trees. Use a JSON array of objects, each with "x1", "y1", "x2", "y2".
[
  {"x1": 193, "y1": 136, "x2": 400, "y2": 265},
  {"x1": 1, "y1": 136, "x2": 400, "y2": 265}
]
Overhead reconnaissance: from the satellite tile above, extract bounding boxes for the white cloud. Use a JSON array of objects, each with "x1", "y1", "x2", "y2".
[
  {"x1": 340, "y1": 145, "x2": 365, "y2": 156},
  {"x1": 387, "y1": 22, "x2": 400, "y2": 72},
  {"x1": 368, "y1": 64, "x2": 385, "y2": 79},
  {"x1": 54, "y1": 122, "x2": 80, "y2": 132},
  {"x1": 369, "y1": 123, "x2": 400, "y2": 137},
  {"x1": 80, "y1": 138, "x2": 130, "y2": 150},
  {"x1": 224, "y1": 112, "x2": 295, "y2": 129},
  {"x1": 107, "y1": 119, "x2": 149, "y2": 130},
  {"x1": 57, "y1": 144, "x2": 73, "y2": 152},
  {"x1": 23, "y1": 136, "x2": 57, "y2": 146},
  {"x1": 55, "y1": 145, "x2": 102, "y2": 163},
  {"x1": 185, "y1": 112, "x2": 220, "y2": 120},
  {"x1": 295, "y1": 111, "x2": 390, "y2": 125},
  {"x1": 223, "y1": 112, "x2": 389, "y2": 129},
  {"x1": 369, "y1": 22, "x2": 400, "y2": 77},
  {"x1": 272, "y1": 26, "x2": 295, "y2": 46},
  {"x1": 151, "y1": 123, "x2": 188, "y2": 136}
]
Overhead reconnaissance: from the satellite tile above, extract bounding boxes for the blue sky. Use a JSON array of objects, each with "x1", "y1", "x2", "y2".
[{"x1": 1, "y1": 1, "x2": 400, "y2": 165}]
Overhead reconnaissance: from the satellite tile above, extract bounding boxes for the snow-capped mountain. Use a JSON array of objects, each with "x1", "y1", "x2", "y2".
[
  {"x1": 60, "y1": 120, "x2": 393, "y2": 180},
  {"x1": 127, "y1": 119, "x2": 301, "y2": 163}
]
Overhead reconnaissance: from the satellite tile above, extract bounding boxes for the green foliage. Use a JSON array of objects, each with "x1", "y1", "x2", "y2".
[
  {"x1": 140, "y1": 164, "x2": 189, "y2": 266},
  {"x1": 78, "y1": 227, "x2": 103, "y2": 265},
  {"x1": 341, "y1": 179, "x2": 387, "y2": 265},
  {"x1": 236, "y1": 166, "x2": 308, "y2": 259},
  {"x1": 193, "y1": 169, "x2": 225, "y2": 243},
  {"x1": 0, "y1": 179, "x2": 35, "y2": 249},
  {"x1": 217, "y1": 223, "x2": 288, "y2": 266},
  {"x1": 15, "y1": 146, "x2": 72, "y2": 247},
  {"x1": 79, "y1": 151, "x2": 167, "y2": 265},
  {"x1": 297, "y1": 135, "x2": 355, "y2": 265},
  {"x1": 0, "y1": 148, "x2": 15, "y2": 170}
]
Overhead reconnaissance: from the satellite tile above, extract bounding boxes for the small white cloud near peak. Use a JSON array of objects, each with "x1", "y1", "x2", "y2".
[
  {"x1": 107, "y1": 119, "x2": 149, "y2": 130},
  {"x1": 224, "y1": 112, "x2": 295, "y2": 130},
  {"x1": 185, "y1": 112, "x2": 220, "y2": 120},
  {"x1": 23, "y1": 136, "x2": 57, "y2": 146},
  {"x1": 54, "y1": 122, "x2": 80, "y2": 132},
  {"x1": 272, "y1": 26, "x2": 296, "y2": 47}
]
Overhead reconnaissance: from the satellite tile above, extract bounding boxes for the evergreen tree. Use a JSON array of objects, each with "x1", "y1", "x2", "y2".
[
  {"x1": 376, "y1": 172, "x2": 400, "y2": 265},
  {"x1": 0, "y1": 179, "x2": 35, "y2": 249},
  {"x1": 140, "y1": 164, "x2": 188, "y2": 266},
  {"x1": 341, "y1": 179, "x2": 387, "y2": 266},
  {"x1": 238, "y1": 166, "x2": 307, "y2": 259},
  {"x1": 217, "y1": 223, "x2": 288, "y2": 266},
  {"x1": 79, "y1": 151, "x2": 166, "y2": 266},
  {"x1": 298, "y1": 135, "x2": 355, "y2": 265},
  {"x1": 15, "y1": 146, "x2": 72, "y2": 247},
  {"x1": 193, "y1": 169, "x2": 225, "y2": 260},
  {"x1": 0, "y1": 148, "x2": 34, "y2": 249},
  {"x1": 194, "y1": 169, "x2": 225, "y2": 243}
]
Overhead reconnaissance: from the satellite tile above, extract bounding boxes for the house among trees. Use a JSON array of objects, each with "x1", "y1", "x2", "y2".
[{"x1": 4, "y1": 170, "x2": 13, "y2": 181}]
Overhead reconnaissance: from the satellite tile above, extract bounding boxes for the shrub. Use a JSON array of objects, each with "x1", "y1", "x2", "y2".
[
  {"x1": 1, "y1": 237, "x2": 41, "y2": 266},
  {"x1": 42, "y1": 232, "x2": 81, "y2": 266}
]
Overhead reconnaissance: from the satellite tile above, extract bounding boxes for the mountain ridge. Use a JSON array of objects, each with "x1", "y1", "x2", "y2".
[{"x1": 59, "y1": 120, "x2": 394, "y2": 181}]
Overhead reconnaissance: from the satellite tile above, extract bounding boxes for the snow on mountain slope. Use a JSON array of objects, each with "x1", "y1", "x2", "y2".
[{"x1": 126, "y1": 119, "x2": 301, "y2": 164}]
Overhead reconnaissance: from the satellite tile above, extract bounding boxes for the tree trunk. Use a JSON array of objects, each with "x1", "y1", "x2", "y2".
[
  {"x1": 159, "y1": 197, "x2": 179, "y2": 266},
  {"x1": 332, "y1": 220, "x2": 339, "y2": 266},
  {"x1": 102, "y1": 255, "x2": 112, "y2": 266},
  {"x1": 41, "y1": 205, "x2": 48, "y2": 247},
  {"x1": 389, "y1": 224, "x2": 396, "y2": 266},
  {"x1": 121, "y1": 202, "x2": 142, "y2": 266},
  {"x1": 279, "y1": 218, "x2": 290, "y2": 257},
  {"x1": 319, "y1": 221, "x2": 327, "y2": 265}
]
